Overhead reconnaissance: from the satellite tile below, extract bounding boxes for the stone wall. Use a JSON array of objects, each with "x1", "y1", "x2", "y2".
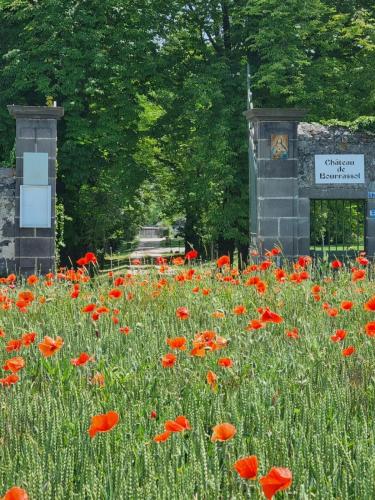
[
  {"x1": 0, "y1": 168, "x2": 16, "y2": 274},
  {"x1": 297, "y1": 123, "x2": 375, "y2": 256},
  {"x1": 297, "y1": 123, "x2": 375, "y2": 190},
  {"x1": 244, "y1": 108, "x2": 375, "y2": 258}
]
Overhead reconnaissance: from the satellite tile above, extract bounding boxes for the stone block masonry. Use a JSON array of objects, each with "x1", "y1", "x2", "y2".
[
  {"x1": 244, "y1": 108, "x2": 307, "y2": 258},
  {"x1": 7, "y1": 105, "x2": 64, "y2": 275},
  {"x1": 244, "y1": 109, "x2": 375, "y2": 258}
]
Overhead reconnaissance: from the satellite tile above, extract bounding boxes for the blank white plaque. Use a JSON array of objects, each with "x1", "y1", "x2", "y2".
[
  {"x1": 20, "y1": 185, "x2": 51, "y2": 228},
  {"x1": 23, "y1": 152, "x2": 48, "y2": 185}
]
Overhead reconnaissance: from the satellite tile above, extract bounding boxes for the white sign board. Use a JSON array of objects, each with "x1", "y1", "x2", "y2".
[
  {"x1": 20, "y1": 185, "x2": 51, "y2": 228},
  {"x1": 315, "y1": 155, "x2": 364, "y2": 184},
  {"x1": 23, "y1": 152, "x2": 48, "y2": 185}
]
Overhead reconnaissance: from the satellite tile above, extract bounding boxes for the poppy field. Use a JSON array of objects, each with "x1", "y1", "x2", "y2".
[{"x1": 1, "y1": 251, "x2": 375, "y2": 499}]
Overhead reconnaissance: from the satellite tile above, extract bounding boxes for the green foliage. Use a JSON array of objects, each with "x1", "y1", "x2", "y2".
[
  {"x1": 0, "y1": 0, "x2": 161, "y2": 261},
  {"x1": 323, "y1": 116, "x2": 375, "y2": 133},
  {"x1": 0, "y1": 0, "x2": 373, "y2": 262},
  {"x1": 244, "y1": 0, "x2": 375, "y2": 120},
  {"x1": 55, "y1": 198, "x2": 69, "y2": 268}
]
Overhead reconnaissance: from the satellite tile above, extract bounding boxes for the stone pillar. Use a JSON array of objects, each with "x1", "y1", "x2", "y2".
[
  {"x1": 7, "y1": 105, "x2": 64, "y2": 275},
  {"x1": 244, "y1": 108, "x2": 307, "y2": 258}
]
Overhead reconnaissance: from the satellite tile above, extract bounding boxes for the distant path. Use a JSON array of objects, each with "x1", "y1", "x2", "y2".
[{"x1": 129, "y1": 236, "x2": 182, "y2": 258}]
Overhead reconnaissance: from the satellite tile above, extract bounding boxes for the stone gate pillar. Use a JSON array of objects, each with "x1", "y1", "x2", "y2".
[
  {"x1": 244, "y1": 108, "x2": 307, "y2": 258},
  {"x1": 7, "y1": 105, "x2": 64, "y2": 275}
]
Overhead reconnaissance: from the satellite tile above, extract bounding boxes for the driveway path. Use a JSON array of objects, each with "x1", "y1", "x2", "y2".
[{"x1": 129, "y1": 237, "x2": 182, "y2": 258}]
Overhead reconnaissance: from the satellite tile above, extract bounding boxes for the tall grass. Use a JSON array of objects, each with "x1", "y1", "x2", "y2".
[{"x1": 0, "y1": 260, "x2": 375, "y2": 499}]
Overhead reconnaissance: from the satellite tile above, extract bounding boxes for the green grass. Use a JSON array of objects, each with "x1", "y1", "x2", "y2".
[{"x1": 1, "y1": 260, "x2": 375, "y2": 499}]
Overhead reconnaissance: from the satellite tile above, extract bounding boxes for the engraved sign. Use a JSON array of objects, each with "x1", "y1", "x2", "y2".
[{"x1": 315, "y1": 155, "x2": 364, "y2": 184}]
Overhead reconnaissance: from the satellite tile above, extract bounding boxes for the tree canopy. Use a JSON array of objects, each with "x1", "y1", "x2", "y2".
[{"x1": 0, "y1": 0, "x2": 373, "y2": 262}]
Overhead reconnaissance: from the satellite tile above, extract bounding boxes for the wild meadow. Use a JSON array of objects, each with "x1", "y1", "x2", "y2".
[{"x1": 1, "y1": 251, "x2": 375, "y2": 499}]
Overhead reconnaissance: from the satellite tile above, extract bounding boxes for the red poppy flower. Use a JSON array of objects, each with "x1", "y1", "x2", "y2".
[
  {"x1": 218, "y1": 357, "x2": 233, "y2": 368},
  {"x1": 88, "y1": 411, "x2": 119, "y2": 438},
  {"x1": 207, "y1": 370, "x2": 218, "y2": 389},
  {"x1": 81, "y1": 252, "x2": 96, "y2": 264},
  {"x1": 326, "y1": 308, "x2": 338, "y2": 317},
  {"x1": 131, "y1": 258, "x2": 141, "y2": 265},
  {"x1": 245, "y1": 276, "x2": 260, "y2": 286},
  {"x1": 246, "y1": 319, "x2": 264, "y2": 330},
  {"x1": 364, "y1": 296, "x2": 375, "y2": 312},
  {"x1": 234, "y1": 455, "x2": 258, "y2": 480},
  {"x1": 331, "y1": 329, "x2": 347, "y2": 342},
  {"x1": 166, "y1": 337, "x2": 187, "y2": 350},
  {"x1": 342, "y1": 346, "x2": 355, "y2": 357},
  {"x1": 96, "y1": 306, "x2": 110, "y2": 314},
  {"x1": 150, "y1": 410, "x2": 157, "y2": 419},
  {"x1": 6, "y1": 339, "x2": 23, "y2": 352},
  {"x1": 217, "y1": 255, "x2": 230, "y2": 268},
  {"x1": 153, "y1": 430, "x2": 171, "y2": 443},
  {"x1": 260, "y1": 308, "x2": 283, "y2": 324},
  {"x1": 164, "y1": 416, "x2": 191, "y2": 433},
  {"x1": 172, "y1": 257, "x2": 185, "y2": 266},
  {"x1": 109, "y1": 288, "x2": 122, "y2": 299},
  {"x1": 274, "y1": 268, "x2": 287, "y2": 282},
  {"x1": 256, "y1": 281, "x2": 267, "y2": 294},
  {"x1": 119, "y1": 326, "x2": 131, "y2": 335},
  {"x1": 259, "y1": 260, "x2": 272, "y2": 271},
  {"x1": 364, "y1": 321, "x2": 375, "y2": 337},
  {"x1": 82, "y1": 303, "x2": 96, "y2": 313},
  {"x1": 259, "y1": 467, "x2": 293, "y2": 499},
  {"x1": 286, "y1": 327, "x2": 299, "y2": 339},
  {"x1": 0, "y1": 374, "x2": 19, "y2": 386},
  {"x1": 1, "y1": 486, "x2": 29, "y2": 500},
  {"x1": 352, "y1": 269, "x2": 366, "y2": 282},
  {"x1": 190, "y1": 345, "x2": 206, "y2": 357},
  {"x1": 21, "y1": 332, "x2": 36, "y2": 346},
  {"x1": 211, "y1": 423, "x2": 236, "y2": 442},
  {"x1": 27, "y1": 275, "x2": 38, "y2": 286},
  {"x1": 176, "y1": 306, "x2": 189, "y2": 320},
  {"x1": 356, "y1": 256, "x2": 369, "y2": 266},
  {"x1": 185, "y1": 249, "x2": 198, "y2": 260},
  {"x1": 38, "y1": 336, "x2": 64, "y2": 357},
  {"x1": 77, "y1": 257, "x2": 88, "y2": 266},
  {"x1": 297, "y1": 256, "x2": 312, "y2": 267},
  {"x1": 2, "y1": 357, "x2": 25, "y2": 373},
  {"x1": 71, "y1": 352, "x2": 94, "y2": 366},
  {"x1": 341, "y1": 301, "x2": 353, "y2": 311},
  {"x1": 233, "y1": 305, "x2": 247, "y2": 315},
  {"x1": 161, "y1": 353, "x2": 177, "y2": 368},
  {"x1": 331, "y1": 260, "x2": 342, "y2": 269}
]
